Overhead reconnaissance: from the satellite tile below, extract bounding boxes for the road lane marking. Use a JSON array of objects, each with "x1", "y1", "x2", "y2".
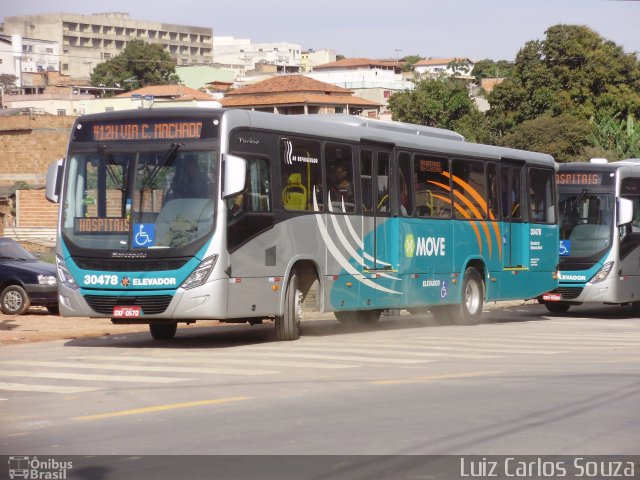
[
  {"x1": 0, "y1": 369, "x2": 190, "y2": 384},
  {"x1": 72, "y1": 354, "x2": 355, "y2": 369},
  {"x1": 0, "y1": 381, "x2": 98, "y2": 394},
  {"x1": 73, "y1": 396, "x2": 250, "y2": 421},
  {"x1": 372, "y1": 370, "x2": 504, "y2": 385},
  {"x1": 290, "y1": 343, "x2": 500, "y2": 360},
  {"x1": 5, "y1": 360, "x2": 276, "y2": 376}
]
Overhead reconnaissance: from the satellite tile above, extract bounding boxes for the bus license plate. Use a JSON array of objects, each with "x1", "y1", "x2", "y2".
[
  {"x1": 542, "y1": 293, "x2": 562, "y2": 302},
  {"x1": 112, "y1": 306, "x2": 142, "y2": 318}
]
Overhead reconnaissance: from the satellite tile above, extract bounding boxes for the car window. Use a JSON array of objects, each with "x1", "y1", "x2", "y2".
[{"x1": 0, "y1": 239, "x2": 37, "y2": 260}]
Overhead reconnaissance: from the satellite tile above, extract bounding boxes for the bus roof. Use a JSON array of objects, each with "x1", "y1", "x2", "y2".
[{"x1": 73, "y1": 108, "x2": 556, "y2": 168}]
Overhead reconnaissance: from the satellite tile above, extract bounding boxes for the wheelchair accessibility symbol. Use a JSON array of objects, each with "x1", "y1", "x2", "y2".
[
  {"x1": 440, "y1": 280, "x2": 448, "y2": 299},
  {"x1": 559, "y1": 240, "x2": 571, "y2": 256},
  {"x1": 133, "y1": 223, "x2": 155, "y2": 248}
]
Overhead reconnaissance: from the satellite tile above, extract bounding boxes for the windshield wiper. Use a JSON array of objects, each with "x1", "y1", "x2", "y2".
[
  {"x1": 97, "y1": 144, "x2": 125, "y2": 192},
  {"x1": 140, "y1": 143, "x2": 182, "y2": 192},
  {"x1": 137, "y1": 143, "x2": 182, "y2": 222}
]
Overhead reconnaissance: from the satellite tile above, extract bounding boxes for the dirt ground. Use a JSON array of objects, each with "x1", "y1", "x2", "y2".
[
  {"x1": 0, "y1": 307, "x2": 225, "y2": 346},
  {"x1": 0, "y1": 300, "x2": 535, "y2": 347}
]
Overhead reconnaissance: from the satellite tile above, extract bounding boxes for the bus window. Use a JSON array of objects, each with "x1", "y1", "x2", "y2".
[
  {"x1": 452, "y1": 159, "x2": 486, "y2": 220},
  {"x1": 414, "y1": 155, "x2": 450, "y2": 218},
  {"x1": 325, "y1": 143, "x2": 355, "y2": 213},
  {"x1": 280, "y1": 137, "x2": 322, "y2": 211},
  {"x1": 227, "y1": 157, "x2": 274, "y2": 251},
  {"x1": 511, "y1": 167, "x2": 522, "y2": 220},
  {"x1": 487, "y1": 163, "x2": 499, "y2": 219},
  {"x1": 360, "y1": 150, "x2": 374, "y2": 212},
  {"x1": 397, "y1": 152, "x2": 413, "y2": 216},
  {"x1": 528, "y1": 168, "x2": 556, "y2": 223},
  {"x1": 376, "y1": 152, "x2": 390, "y2": 213}
]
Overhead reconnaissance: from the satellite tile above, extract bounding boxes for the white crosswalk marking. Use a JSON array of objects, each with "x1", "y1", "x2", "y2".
[
  {"x1": 0, "y1": 369, "x2": 190, "y2": 383},
  {"x1": 4, "y1": 360, "x2": 277, "y2": 376},
  {"x1": 0, "y1": 381, "x2": 98, "y2": 394},
  {"x1": 1, "y1": 320, "x2": 637, "y2": 396}
]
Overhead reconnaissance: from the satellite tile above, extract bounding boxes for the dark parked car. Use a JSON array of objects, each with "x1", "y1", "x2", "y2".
[{"x1": 0, "y1": 237, "x2": 58, "y2": 315}]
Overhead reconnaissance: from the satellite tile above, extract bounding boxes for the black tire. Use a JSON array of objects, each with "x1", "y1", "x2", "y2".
[
  {"x1": 1, "y1": 284, "x2": 30, "y2": 315},
  {"x1": 448, "y1": 268, "x2": 484, "y2": 325},
  {"x1": 631, "y1": 302, "x2": 640, "y2": 316},
  {"x1": 46, "y1": 305, "x2": 60, "y2": 315},
  {"x1": 334, "y1": 309, "x2": 382, "y2": 325},
  {"x1": 275, "y1": 272, "x2": 301, "y2": 341},
  {"x1": 544, "y1": 302, "x2": 571, "y2": 314},
  {"x1": 149, "y1": 322, "x2": 178, "y2": 340}
]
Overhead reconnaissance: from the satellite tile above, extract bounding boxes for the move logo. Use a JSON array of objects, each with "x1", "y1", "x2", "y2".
[{"x1": 404, "y1": 234, "x2": 446, "y2": 257}]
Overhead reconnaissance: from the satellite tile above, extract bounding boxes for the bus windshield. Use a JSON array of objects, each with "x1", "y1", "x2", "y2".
[
  {"x1": 558, "y1": 190, "x2": 614, "y2": 258},
  {"x1": 62, "y1": 146, "x2": 218, "y2": 251}
]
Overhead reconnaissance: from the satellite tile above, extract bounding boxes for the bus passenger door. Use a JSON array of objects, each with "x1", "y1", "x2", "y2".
[
  {"x1": 500, "y1": 162, "x2": 526, "y2": 292},
  {"x1": 359, "y1": 143, "x2": 399, "y2": 308}
]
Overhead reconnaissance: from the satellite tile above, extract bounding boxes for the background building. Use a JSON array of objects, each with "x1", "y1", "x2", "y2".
[{"x1": 1, "y1": 12, "x2": 214, "y2": 80}]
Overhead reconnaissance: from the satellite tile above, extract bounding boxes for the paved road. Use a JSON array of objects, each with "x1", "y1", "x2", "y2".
[{"x1": 1, "y1": 302, "x2": 639, "y2": 457}]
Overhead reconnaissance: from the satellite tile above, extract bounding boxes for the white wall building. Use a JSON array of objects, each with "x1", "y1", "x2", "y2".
[
  {"x1": 213, "y1": 36, "x2": 302, "y2": 76},
  {"x1": 0, "y1": 34, "x2": 59, "y2": 88},
  {"x1": 414, "y1": 57, "x2": 475, "y2": 78},
  {"x1": 307, "y1": 58, "x2": 414, "y2": 120}
]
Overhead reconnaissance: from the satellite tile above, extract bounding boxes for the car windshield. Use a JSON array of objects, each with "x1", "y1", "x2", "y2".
[
  {"x1": 558, "y1": 191, "x2": 613, "y2": 258},
  {"x1": 0, "y1": 239, "x2": 37, "y2": 260},
  {"x1": 62, "y1": 147, "x2": 218, "y2": 250}
]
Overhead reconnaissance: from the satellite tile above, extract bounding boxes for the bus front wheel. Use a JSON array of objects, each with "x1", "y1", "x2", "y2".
[
  {"x1": 450, "y1": 268, "x2": 484, "y2": 325},
  {"x1": 149, "y1": 322, "x2": 177, "y2": 340},
  {"x1": 276, "y1": 272, "x2": 301, "y2": 341}
]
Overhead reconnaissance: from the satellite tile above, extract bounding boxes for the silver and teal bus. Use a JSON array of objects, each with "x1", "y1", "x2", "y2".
[
  {"x1": 541, "y1": 159, "x2": 637, "y2": 313},
  {"x1": 46, "y1": 108, "x2": 558, "y2": 340}
]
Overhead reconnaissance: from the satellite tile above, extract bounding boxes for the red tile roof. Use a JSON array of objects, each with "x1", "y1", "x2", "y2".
[
  {"x1": 116, "y1": 84, "x2": 211, "y2": 101},
  {"x1": 220, "y1": 74, "x2": 381, "y2": 109},
  {"x1": 225, "y1": 75, "x2": 351, "y2": 96},
  {"x1": 313, "y1": 58, "x2": 400, "y2": 70}
]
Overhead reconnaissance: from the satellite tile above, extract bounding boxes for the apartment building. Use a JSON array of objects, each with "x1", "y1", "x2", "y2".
[
  {"x1": 2, "y1": 12, "x2": 213, "y2": 80},
  {"x1": 212, "y1": 36, "x2": 302, "y2": 76}
]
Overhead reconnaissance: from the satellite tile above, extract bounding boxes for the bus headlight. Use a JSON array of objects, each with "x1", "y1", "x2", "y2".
[
  {"x1": 590, "y1": 261, "x2": 614, "y2": 283},
  {"x1": 181, "y1": 255, "x2": 218, "y2": 290},
  {"x1": 56, "y1": 255, "x2": 78, "y2": 290}
]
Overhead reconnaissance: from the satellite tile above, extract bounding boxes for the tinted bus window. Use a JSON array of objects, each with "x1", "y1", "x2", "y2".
[
  {"x1": 398, "y1": 152, "x2": 413, "y2": 216},
  {"x1": 325, "y1": 143, "x2": 355, "y2": 213},
  {"x1": 280, "y1": 137, "x2": 322, "y2": 211},
  {"x1": 487, "y1": 163, "x2": 499, "y2": 219},
  {"x1": 414, "y1": 155, "x2": 450, "y2": 218},
  {"x1": 528, "y1": 168, "x2": 556, "y2": 223},
  {"x1": 452, "y1": 159, "x2": 486, "y2": 220}
]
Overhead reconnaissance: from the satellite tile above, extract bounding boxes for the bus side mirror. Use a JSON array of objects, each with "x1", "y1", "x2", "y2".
[
  {"x1": 617, "y1": 197, "x2": 633, "y2": 226},
  {"x1": 45, "y1": 158, "x2": 64, "y2": 203},
  {"x1": 222, "y1": 154, "x2": 247, "y2": 199}
]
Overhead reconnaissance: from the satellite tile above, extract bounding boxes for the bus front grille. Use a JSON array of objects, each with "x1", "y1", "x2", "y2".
[
  {"x1": 554, "y1": 287, "x2": 583, "y2": 300},
  {"x1": 84, "y1": 295, "x2": 173, "y2": 315}
]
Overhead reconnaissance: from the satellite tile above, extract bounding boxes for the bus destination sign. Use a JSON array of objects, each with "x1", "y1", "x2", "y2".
[
  {"x1": 556, "y1": 172, "x2": 603, "y2": 186},
  {"x1": 74, "y1": 118, "x2": 219, "y2": 142}
]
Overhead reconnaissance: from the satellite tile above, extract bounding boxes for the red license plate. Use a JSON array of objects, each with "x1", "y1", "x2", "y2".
[
  {"x1": 542, "y1": 293, "x2": 562, "y2": 302},
  {"x1": 112, "y1": 306, "x2": 142, "y2": 318}
]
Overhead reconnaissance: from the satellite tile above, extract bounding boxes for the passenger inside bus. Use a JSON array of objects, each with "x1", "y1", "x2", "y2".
[
  {"x1": 329, "y1": 165, "x2": 353, "y2": 207},
  {"x1": 164, "y1": 157, "x2": 209, "y2": 202}
]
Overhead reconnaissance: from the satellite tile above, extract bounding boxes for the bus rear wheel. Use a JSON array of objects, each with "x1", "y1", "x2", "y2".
[
  {"x1": 275, "y1": 272, "x2": 301, "y2": 341},
  {"x1": 334, "y1": 309, "x2": 382, "y2": 325},
  {"x1": 149, "y1": 322, "x2": 177, "y2": 340},
  {"x1": 449, "y1": 268, "x2": 484, "y2": 325}
]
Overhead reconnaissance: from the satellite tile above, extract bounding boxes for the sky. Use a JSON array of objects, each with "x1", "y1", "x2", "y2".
[{"x1": 2, "y1": 0, "x2": 639, "y2": 61}]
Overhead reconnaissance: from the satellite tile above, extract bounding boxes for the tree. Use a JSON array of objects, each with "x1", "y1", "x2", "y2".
[
  {"x1": 589, "y1": 114, "x2": 640, "y2": 160},
  {"x1": 401, "y1": 55, "x2": 423, "y2": 73},
  {"x1": 388, "y1": 77, "x2": 476, "y2": 130},
  {"x1": 91, "y1": 40, "x2": 179, "y2": 92},
  {"x1": 0, "y1": 74, "x2": 18, "y2": 100},
  {"x1": 500, "y1": 114, "x2": 592, "y2": 163},
  {"x1": 471, "y1": 59, "x2": 515, "y2": 80},
  {"x1": 488, "y1": 25, "x2": 640, "y2": 132}
]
